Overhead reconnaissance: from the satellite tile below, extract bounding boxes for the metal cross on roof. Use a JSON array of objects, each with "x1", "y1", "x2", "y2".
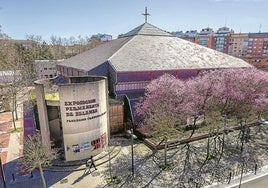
[{"x1": 142, "y1": 7, "x2": 150, "y2": 23}]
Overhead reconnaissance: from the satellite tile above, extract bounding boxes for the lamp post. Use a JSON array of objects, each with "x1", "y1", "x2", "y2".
[
  {"x1": 0, "y1": 149, "x2": 7, "y2": 188},
  {"x1": 127, "y1": 129, "x2": 137, "y2": 176}
]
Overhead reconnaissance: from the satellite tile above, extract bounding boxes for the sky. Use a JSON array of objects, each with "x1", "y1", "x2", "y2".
[{"x1": 0, "y1": 0, "x2": 268, "y2": 42}]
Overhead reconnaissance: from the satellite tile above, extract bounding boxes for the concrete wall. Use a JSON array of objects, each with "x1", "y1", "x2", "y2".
[{"x1": 59, "y1": 77, "x2": 108, "y2": 161}]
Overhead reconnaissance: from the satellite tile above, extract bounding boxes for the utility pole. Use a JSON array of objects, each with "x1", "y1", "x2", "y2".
[{"x1": 127, "y1": 129, "x2": 137, "y2": 176}]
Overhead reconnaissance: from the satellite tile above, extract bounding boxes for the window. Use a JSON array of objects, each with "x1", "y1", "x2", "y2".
[{"x1": 252, "y1": 59, "x2": 261, "y2": 63}]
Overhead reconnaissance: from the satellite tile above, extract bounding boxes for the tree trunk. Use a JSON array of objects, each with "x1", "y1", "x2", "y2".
[
  {"x1": 238, "y1": 120, "x2": 245, "y2": 188},
  {"x1": 164, "y1": 136, "x2": 167, "y2": 166},
  {"x1": 189, "y1": 117, "x2": 198, "y2": 138},
  {"x1": 216, "y1": 133, "x2": 225, "y2": 165},
  {"x1": 10, "y1": 94, "x2": 17, "y2": 130},
  {"x1": 11, "y1": 109, "x2": 16, "y2": 130},
  {"x1": 198, "y1": 137, "x2": 210, "y2": 175},
  {"x1": 38, "y1": 163, "x2": 47, "y2": 188},
  {"x1": 239, "y1": 160, "x2": 245, "y2": 188},
  {"x1": 239, "y1": 141, "x2": 245, "y2": 188},
  {"x1": 14, "y1": 96, "x2": 18, "y2": 120},
  {"x1": 180, "y1": 143, "x2": 190, "y2": 181}
]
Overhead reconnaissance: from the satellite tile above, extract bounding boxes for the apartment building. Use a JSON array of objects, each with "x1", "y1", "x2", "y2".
[
  {"x1": 34, "y1": 59, "x2": 64, "y2": 79},
  {"x1": 214, "y1": 27, "x2": 233, "y2": 53},
  {"x1": 242, "y1": 56, "x2": 268, "y2": 69},
  {"x1": 247, "y1": 33, "x2": 268, "y2": 56},
  {"x1": 242, "y1": 33, "x2": 268, "y2": 69},
  {"x1": 228, "y1": 33, "x2": 248, "y2": 57},
  {"x1": 196, "y1": 27, "x2": 214, "y2": 48},
  {"x1": 178, "y1": 30, "x2": 198, "y2": 43},
  {"x1": 174, "y1": 28, "x2": 268, "y2": 69},
  {"x1": 91, "y1": 33, "x2": 112, "y2": 42}
]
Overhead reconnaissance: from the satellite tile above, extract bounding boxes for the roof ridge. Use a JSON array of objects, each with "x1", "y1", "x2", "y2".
[
  {"x1": 122, "y1": 22, "x2": 173, "y2": 37},
  {"x1": 108, "y1": 36, "x2": 135, "y2": 70}
]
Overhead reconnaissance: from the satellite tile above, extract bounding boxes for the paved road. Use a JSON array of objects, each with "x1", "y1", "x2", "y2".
[{"x1": 231, "y1": 174, "x2": 268, "y2": 188}]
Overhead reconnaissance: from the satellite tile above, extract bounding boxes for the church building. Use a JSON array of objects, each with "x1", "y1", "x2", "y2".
[{"x1": 57, "y1": 21, "x2": 251, "y2": 122}]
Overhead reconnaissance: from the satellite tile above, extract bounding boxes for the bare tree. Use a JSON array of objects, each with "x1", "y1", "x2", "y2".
[
  {"x1": 0, "y1": 40, "x2": 35, "y2": 129},
  {"x1": 18, "y1": 133, "x2": 58, "y2": 188},
  {"x1": 0, "y1": 25, "x2": 10, "y2": 39}
]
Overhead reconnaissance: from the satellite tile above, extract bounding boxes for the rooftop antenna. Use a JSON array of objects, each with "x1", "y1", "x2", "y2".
[
  {"x1": 259, "y1": 24, "x2": 262, "y2": 33},
  {"x1": 142, "y1": 7, "x2": 150, "y2": 23}
]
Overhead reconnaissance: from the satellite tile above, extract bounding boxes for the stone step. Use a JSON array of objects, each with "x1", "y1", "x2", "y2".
[
  {"x1": 44, "y1": 146, "x2": 121, "y2": 172},
  {"x1": 51, "y1": 145, "x2": 118, "y2": 167}
]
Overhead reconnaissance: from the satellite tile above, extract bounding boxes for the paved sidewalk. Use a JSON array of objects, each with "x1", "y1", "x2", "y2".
[
  {"x1": 0, "y1": 104, "x2": 39, "y2": 188},
  {"x1": 207, "y1": 165, "x2": 268, "y2": 188},
  {"x1": 1, "y1": 104, "x2": 268, "y2": 188},
  {"x1": 0, "y1": 105, "x2": 114, "y2": 188}
]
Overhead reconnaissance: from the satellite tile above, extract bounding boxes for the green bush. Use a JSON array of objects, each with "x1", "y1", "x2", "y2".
[
  {"x1": 106, "y1": 176, "x2": 121, "y2": 185},
  {"x1": 159, "y1": 164, "x2": 172, "y2": 170},
  {"x1": 201, "y1": 154, "x2": 215, "y2": 160}
]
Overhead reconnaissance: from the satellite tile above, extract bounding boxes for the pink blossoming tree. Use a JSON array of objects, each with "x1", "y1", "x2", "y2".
[
  {"x1": 135, "y1": 67, "x2": 268, "y2": 178},
  {"x1": 135, "y1": 68, "x2": 268, "y2": 139}
]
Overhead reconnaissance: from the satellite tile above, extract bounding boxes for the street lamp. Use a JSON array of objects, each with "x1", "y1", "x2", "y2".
[
  {"x1": 0, "y1": 149, "x2": 7, "y2": 188},
  {"x1": 127, "y1": 129, "x2": 137, "y2": 176}
]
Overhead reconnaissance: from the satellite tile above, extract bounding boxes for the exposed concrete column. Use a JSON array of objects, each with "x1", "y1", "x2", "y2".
[
  {"x1": 34, "y1": 83, "x2": 51, "y2": 146},
  {"x1": 105, "y1": 78, "x2": 110, "y2": 143}
]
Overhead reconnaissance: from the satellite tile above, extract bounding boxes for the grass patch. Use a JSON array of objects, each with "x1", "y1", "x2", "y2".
[
  {"x1": 9, "y1": 127, "x2": 23, "y2": 133},
  {"x1": 109, "y1": 98, "x2": 122, "y2": 104},
  {"x1": 201, "y1": 154, "x2": 215, "y2": 160},
  {"x1": 236, "y1": 146, "x2": 244, "y2": 152},
  {"x1": 105, "y1": 176, "x2": 121, "y2": 185},
  {"x1": 143, "y1": 116, "x2": 261, "y2": 146},
  {"x1": 148, "y1": 128, "x2": 183, "y2": 143},
  {"x1": 159, "y1": 163, "x2": 172, "y2": 170}
]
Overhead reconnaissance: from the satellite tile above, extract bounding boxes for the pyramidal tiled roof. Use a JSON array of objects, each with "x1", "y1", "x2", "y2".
[
  {"x1": 58, "y1": 22, "x2": 252, "y2": 72},
  {"x1": 122, "y1": 22, "x2": 173, "y2": 37}
]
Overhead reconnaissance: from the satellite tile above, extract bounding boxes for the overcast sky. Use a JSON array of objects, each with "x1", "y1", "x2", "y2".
[{"x1": 0, "y1": 0, "x2": 267, "y2": 41}]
